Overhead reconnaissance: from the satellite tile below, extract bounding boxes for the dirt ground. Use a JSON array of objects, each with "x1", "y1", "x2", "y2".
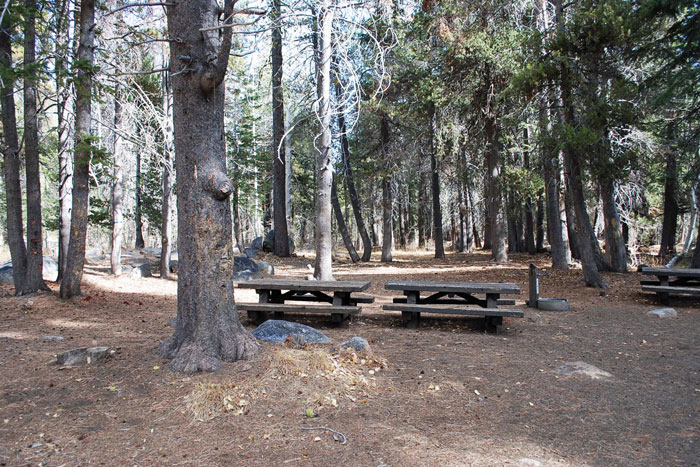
[{"x1": 0, "y1": 250, "x2": 698, "y2": 466}]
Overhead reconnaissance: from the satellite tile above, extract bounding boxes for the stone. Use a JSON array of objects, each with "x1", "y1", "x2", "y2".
[
  {"x1": 0, "y1": 262, "x2": 12, "y2": 284},
  {"x1": 56, "y1": 348, "x2": 88, "y2": 366},
  {"x1": 169, "y1": 260, "x2": 179, "y2": 273},
  {"x1": 42, "y1": 335, "x2": 65, "y2": 341},
  {"x1": 0, "y1": 256, "x2": 59, "y2": 284},
  {"x1": 527, "y1": 312, "x2": 541, "y2": 323},
  {"x1": 129, "y1": 263, "x2": 152, "y2": 278},
  {"x1": 263, "y1": 230, "x2": 275, "y2": 252},
  {"x1": 252, "y1": 320, "x2": 331, "y2": 344},
  {"x1": 85, "y1": 247, "x2": 102, "y2": 258},
  {"x1": 250, "y1": 236, "x2": 263, "y2": 251},
  {"x1": 553, "y1": 361, "x2": 612, "y2": 380},
  {"x1": 336, "y1": 337, "x2": 371, "y2": 353},
  {"x1": 256, "y1": 261, "x2": 274, "y2": 277},
  {"x1": 243, "y1": 247, "x2": 259, "y2": 259},
  {"x1": 234, "y1": 256, "x2": 259, "y2": 274},
  {"x1": 140, "y1": 247, "x2": 161, "y2": 256},
  {"x1": 87, "y1": 347, "x2": 109, "y2": 364},
  {"x1": 234, "y1": 271, "x2": 253, "y2": 282},
  {"x1": 648, "y1": 308, "x2": 677, "y2": 318}
]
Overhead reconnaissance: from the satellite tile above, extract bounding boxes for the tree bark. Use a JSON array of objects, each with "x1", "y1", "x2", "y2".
[
  {"x1": 429, "y1": 106, "x2": 445, "y2": 259},
  {"x1": 381, "y1": 177, "x2": 393, "y2": 262},
  {"x1": 312, "y1": 0, "x2": 334, "y2": 280},
  {"x1": 332, "y1": 176, "x2": 360, "y2": 262},
  {"x1": 110, "y1": 88, "x2": 125, "y2": 276},
  {"x1": 659, "y1": 150, "x2": 678, "y2": 257},
  {"x1": 60, "y1": 0, "x2": 95, "y2": 298},
  {"x1": 417, "y1": 172, "x2": 426, "y2": 249},
  {"x1": 0, "y1": 16, "x2": 29, "y2": 295},
  {"x1": 271, "y1": 0, "x2": 290, "y2": 257},
  {"x1": 485, "y1": 112, "x2": 507, "y2": 262},
  {"x1": 160, "y1": 71, "x2": 174, "y2": 279},
  {"x1": 157, "y1": 0, "x2": 258, "y2": 372},
  {"x1": 600, "y1": 177, "x2": 627, "y2": 272},
  {"x1": 135, "y1": 148, "x2": 145, "y2": 249},
  {"x1": 691, "y1": 223, "x2": 700, "y2": 268},
  {"x1": 23, "y1": 0, "x2": 48, "y2": 292}
]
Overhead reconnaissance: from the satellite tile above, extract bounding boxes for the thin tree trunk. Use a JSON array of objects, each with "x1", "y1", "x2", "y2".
[
  {"x1": 135, "y1": 148, "x2": 145, "y2": 249},
  {"x1": 600, "y1": 177, "x2": 627, "y2": 272},
  {"x1": 23, "y1": 0, "x2": 48, "y2": 292},
  {"x1": 417, "y1": 172, "x2": 426, "y2": 249},
  {"x1": 381, "y1": 177, "x2": 393, "y2": 262},
  {"x1": 0, "y1": 17, "x2": 29, "y2": 295},
  {"x1": 271, "y1": 0, "x2": 290, "y2": 257},
  {"x1": 110, "y1": 88, "x2": 126, "y2": 275},
  {"x1": 485, "y1": 111, "x2": 507, "y2": 261},
  {"x1": 563, "y1": 178, "x2": 581, "y2": 260},
  {"x1": 659, "y1": 150, "x2": 678, "y2": 257},
  {"x1": 429, "y1": 106, "x2": 445, "y2": 259},
  {"x1": 160, "y1": 71, "x2": 174, "y2": 278},
  {"x1": 158, "y1": 0, "x2": 258, "y2": 372},
  {"x1": 60, "y1": 0, "x2": 96, "y2": 298},
  {"x1": 313, "y1": 0, "x2": 334, "y2": 280},
  {"x1": 691, "y1": 219, "x2": 700, "y2": 268},
  {"x1": 332, "y1": 176, "x2": 360, "y2": 262},
  {"x1": 523, "y1": 128, "x2": 536, "y2": 255},
  {"x1": 536, "y1": 192, "x2": 545, "y2": 251}
]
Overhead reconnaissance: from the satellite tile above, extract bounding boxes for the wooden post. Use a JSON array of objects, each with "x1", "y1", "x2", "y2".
[{"x1": 528, "y1": 263, "x2": 539, "y2": 308}]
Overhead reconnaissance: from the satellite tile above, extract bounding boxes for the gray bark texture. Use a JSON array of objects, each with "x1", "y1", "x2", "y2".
[
  {"x1": 332, "y1": 176, "x2": 360, "y2": 262},
  {"x1": 271, "y1": 0, "x2": 290, "y2": 257},
  {"x1": 0, "y1": 15, "x2": 29, "y2": 294},
  {"x1": 60, "y1": 0, "x2": 95, "y2": 299},
  {"x1": 160, "y1": 72, "x2": 174, "y2": 279},
  {"x1": 659, "y1": 150, "x2": 678, "y2": 257},
  {"x1": 312, "y1": 0, "x2": 334, "y2": 280},
  {"x1": 110, "y1": 89, "x2": 125, "y2": 276},
  {"x1": 380, "y1": 114, "x2": 393, "y2": 262},
  {"x1": 485, "y1": 113, "x2": 507, "y2": 262},
  {"x1": 23, "y1": 0, "x2": 48, "y2": 292},
  {"x1": 429, "y1": 106, "x2": 445, "y2": 259},
  {"x1": 600, "y1": 178, "x2": 627, "y2": 272},
  {"x1": 157, "y1": 0, "x2": 258, "y2": 372}
]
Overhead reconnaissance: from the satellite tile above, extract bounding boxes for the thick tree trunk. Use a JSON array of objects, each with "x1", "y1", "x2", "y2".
[
  {"x1": 485, "y1": 113, "x2": 507, "y2": 261},
  {"x1": 659, "y1": 151, "x2": 678, "y2": 257},
  {"x1": 600, "y1": 178, "x2": 627, "y2": 272},
  {"x1": 312, "y1": 0, "x2": 334, "y2": 280},
  {"x1": 691, "y1": 225, "x2": 700, "y2": 268},
  {"x1": 110, "y1": 90, "x2": 125, "y2": 276},
  {"x1": 544, "y1": 160, "x2": 569, "y2": 269},
  {"x1": 523, "y1": 128, "x2": 536, "y2": 255},
  {"x1": 563, "y1": 180, "x2": 581, "y2": 260},
  {"x1": 158, "y1": 0, "x2": 258, "y2": 372},
  {"x1": 60, "y1": 0, "x2": 95, "y2": 298},
  {"x1": 429, "y1": 107, "x2": 445, "y2": 259},
  {"x1": 55, "y1": 0, "x2": 73, "y2": 282},
  {"x1": 271, "y1": 0, "x2": 290, "y2": 257},
  {"x1": 23, "y1": 0, "x2": 48, "y2": 292},
  {"x1": 160, "y1": 72, "x2": 174, "y2": 278},
  {"x1": 0, "y1": 18, "x2": 29, "y2": 294},
  {"x1": 332, "y1": 176, "x2": 360, "y2": 262}
]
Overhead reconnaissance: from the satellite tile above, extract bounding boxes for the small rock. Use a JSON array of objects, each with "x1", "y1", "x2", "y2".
[
  {"x1": 87, "y1": 346, "x2": 109, "y2": 364},
  {"x1": 648, "y1": 308, "x2": 677, "y2": 318},
  {"x1": 336, "y1": 336, "x2": 371, "y2": 353},
  {"x1": 553, "y1": 361, "x2": 612, "y2": 380},
  {"x1": 42, "y1": 335, "x2": 65, "y2": 341},
  {"x1": 527, "y1": 312, "x2": 541, "y2": 323},
  {"x1": 56, "y1": 348, "x2": 88, "y2": 366},
  {"x1": 252, "y1": 320, "x2": 331, "y2": 344},
  {"x1": 243, "y1": 247, "x2": 259, "y2": 259},
  {"x1": 256, "y1": 261, "x2": 275, "y2": 277},
  {"x1": 234, "y1": 271, "x2": 254, "y2": 282}
]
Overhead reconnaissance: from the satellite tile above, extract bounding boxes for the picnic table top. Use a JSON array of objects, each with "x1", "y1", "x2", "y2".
[
  {"x1": 640, "y1": 267, "x2": 700, "y2": 278},
  {"x1": 385, "y1": 281, "x2": 521, "y2": 295},
  {"x1": 235, "y1": 279, "x2": 371, "y2": 293}
]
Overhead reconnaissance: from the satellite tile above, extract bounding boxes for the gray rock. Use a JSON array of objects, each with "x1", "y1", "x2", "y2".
[
  {"x1": 0, "y1": 262, "x2": 14, "y2": 284},
  {"x1": 232, "y1": 245, "x2": 241, "y2": 255},
  {"x1": 85, "y1": 247, "x2": 102, "y2": 258},
  {"x1": 243, "y1": 247, "x2": 259, "y2": 259},
  {"x1": 250, "y1": 237, "x2": 263, "y2": 251},
  {"x1": 234, "y1": 271, "x2": 253, "y2": 282},
  {"x1": 234, "y1": 256, "x2": 259, "y2": 274},
  {"x1": 553, "y1": 361, "x2": 612, "y2": 380},
  {"x1": 263, "y1": 230, "x2": 275, "y2": 252},
  {"x1": 527, "y1": 312, "x2": 541, "y2": 323},
  {"x1": 0, "y1": 256, "x2": 59, "y2": 284},
  {"x1": 43, "y1": 335, "x2": 65, "y2": 341},
  {"x1": 252, "y1": 320, "x2": 331, "y2": 344},
  {"x1": 337, "y1": 336, "x2": 371, "y2": 353},
  {"x1": 87, "y1": 346, "x2": 109, "y2": 364},
  {"x1": 129, "y1": 264, "x2": 152, "y2": 278},
  {"x1": 648, "y1": 308, "x2": 677, "y2": 318},
  {"x1": 140, "y1": 247, "x2": 161, "y2": 256},
  {"x1": 256, "y1": 261, "x2": 274, "y2": 277},
  {"x1": 56, "y1": 348, "x2": 88, "y2": 366}
]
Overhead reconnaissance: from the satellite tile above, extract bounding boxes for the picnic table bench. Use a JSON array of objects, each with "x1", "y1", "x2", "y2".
[
  {"x1": 236, "y1": 279, "x2": 372, "y2": 324},
  {"x1": 382, "y1": 281, "x2": 523, "y2": 332},
  {"x1": 640, "y1": 267, "x2": 700, "y2": 305}
]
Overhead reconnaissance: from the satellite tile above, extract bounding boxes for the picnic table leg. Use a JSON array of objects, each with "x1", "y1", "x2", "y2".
[
  {"x1": 484, "y1": 316, "x2": 503, "y2": 333},
  {"x1": 403, "y1": 291, "x2": 420, "y2": 329},
  {"x1": 331, "y1": 292, "x2": 351, "y2": 324},
  {"x1": 485, "y1": 293, "x2": 499, "y2": 309},
  {"x1": 658, "y1": 276, "x2": 671, "y2": 305},
  {"x1": 248, "y1": 290, "x2": 270, "y2": 324}
]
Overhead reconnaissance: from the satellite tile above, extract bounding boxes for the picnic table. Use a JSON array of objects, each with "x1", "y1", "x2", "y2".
[
  {"x1": 236, "y1": 279, "x2": 372, "y2": 324},
  {"x1": 640, "y1": 267, "x2": 700, "y2": 304},
  {"x1": 382, "y1": 281, "x2": 523, "y2": 332}
]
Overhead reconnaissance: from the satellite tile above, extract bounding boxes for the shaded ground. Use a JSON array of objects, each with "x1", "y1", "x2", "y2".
[{"x1": 0, "y1": 250, "x2": 697, "y2": 466}]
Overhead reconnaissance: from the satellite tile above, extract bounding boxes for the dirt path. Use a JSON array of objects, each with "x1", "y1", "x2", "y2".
[{"x1": 0, "y1": 251, "x2": 697, "y2": 466}]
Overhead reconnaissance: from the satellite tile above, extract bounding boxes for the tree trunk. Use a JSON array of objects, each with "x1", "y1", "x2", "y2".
[
  {"x1": 544, "y1": 160, "x2": 568, "y2": 269},
  {"x1": 691, "y1": 223, "x2": 700, "y2": 268},
  {"x1": 429, "y1": 106, "x2": 445, "y2": 259},
  {"x1": 563, "y1": 179, "x2": 580, "y2": 260},
  {"x1": 135, "y1": 147, "x2": 145, "y2": 249},
  {"x1": 157, "y1": 0, "x2": 258, "y2": 373},
  {"x1": 160, "y1": 71, "x2": 174, "y2": 278},
  {"x1": 417, "y1": 172, "x2": 426, "y2": 249},
  {"x1": 536, "y1": 192, "x2": 545, "y2": 251},
  {"x1": 271, "y1": 0, "x2": 290, "y2": 257},
  {"x1": 523, "y1": 128, "x2": 536, "y2": 255},
  {"x1": 485, "y1": 112, "x2": 507, "y2": 261},
  {"x1": 60, "y1": 0, "x2": 95, "y2": 298},
  {"x1": 332, "y1": 176, "x2": 360, "y2": 262},
  {"x1": 23, "y1": 0, "x2": 48, "y2": 292},
  {"x1": 600, "y1": 177, "x2": 627, "y2": 272},
  {"x1": 110, "y1": 88, "x2": 125, "y2": 276},
  {"x1": 659, "y1": 151, "x2": 678, "y2": 257},
  {"x1": 0, "y1": 17, "x2": 29, "y2": 295},
  {"x1": 381, "y1": 177, "x2": 393, "y2": 262}
]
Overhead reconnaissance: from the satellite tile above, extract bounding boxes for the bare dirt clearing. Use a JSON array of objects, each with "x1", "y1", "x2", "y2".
[{"x1": 0, "y1": 251, "x2": 698, "y2": 466}]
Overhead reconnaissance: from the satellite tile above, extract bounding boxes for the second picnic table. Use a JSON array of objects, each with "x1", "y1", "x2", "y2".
[
  {"x1": 236, "y1": 279, "x2": 372, "y2": 324},
  {"x1": 640, "y1": 267, "x2": 700, "y2": 304},
  {"x1": 383, "y1": 281, "x2": 523, "y2": 332}
]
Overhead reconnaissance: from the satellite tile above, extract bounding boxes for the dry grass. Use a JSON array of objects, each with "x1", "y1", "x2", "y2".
[{"x1": 187, "y1": 346, "x2": 388, "y2": 422}]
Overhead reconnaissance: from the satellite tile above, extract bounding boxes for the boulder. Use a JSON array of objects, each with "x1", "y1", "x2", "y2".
[
  {"x1": 252, "y1": 320, "x2": 331, "y2": 344},
  {"x1": 250, "y1": 236, "x2": 263, "y2": 251},
  {"x1": 140, "y1": 247, "x2": 161, "y2": 256},
  {"x1": 234, "y1": 271, "x2": 254, "y2": 282},
  {"x1": 0, "y1": 262, "x2": 14, "y2": 284},
  {"x1": 56, "y1": 348, "x2": 88, "y2": 366},
  {"x1": 264, "y1": 230, "x2": 296, "y2": 255},
  {"x1": 0, "y1": 256, "x2": 59, "y2": 284},
  {"x1": 648, "y1": 308, "x2": 677, "y2": 318},
  {"x1": 129, "y1": 263, "x2": 152, "y2": 278},
  {"x1": 234, "y1": 256, "x2": 259, "y2": 274},
  {"x1": 85, "y1": 247, "x2": 102, "y2": 258},
  {"x1": 335, "y1": 336, "x2": 371, "y2": 353},
  {"x1": 243, "y1": 247, "x2": 259, "y2": 259},
  {"x1": 87, "y1": 346, "x2": 109, "y2": 364},
  {"x1": 256, "y1": 261, "x2": 275, "y2": 277}
]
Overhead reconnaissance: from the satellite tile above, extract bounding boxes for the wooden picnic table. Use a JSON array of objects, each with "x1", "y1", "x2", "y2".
[
  {"x1": 236, "y1": 279, "x2": 372, "y2": 324},
  {"x1": 382, "y1": 281, "x2": 523, "y2": 332},
  {"x1": 640, "y1": 267, "x2": 700, "y2": 305}
]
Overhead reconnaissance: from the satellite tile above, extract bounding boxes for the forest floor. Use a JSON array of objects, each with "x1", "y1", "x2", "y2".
[{"x1": 0, "y1": 249, "x2": 698, "y2": 466}]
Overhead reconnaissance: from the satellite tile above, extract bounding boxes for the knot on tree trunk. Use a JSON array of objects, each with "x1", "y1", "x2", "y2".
[{"x1": 206, "y1": 170, "x2": 233, "y2": 200}]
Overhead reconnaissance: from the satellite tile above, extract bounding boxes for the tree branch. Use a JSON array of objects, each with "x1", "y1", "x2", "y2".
[{"x1": 105, "y1": 2, "x2": 175, "y2": 16}]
